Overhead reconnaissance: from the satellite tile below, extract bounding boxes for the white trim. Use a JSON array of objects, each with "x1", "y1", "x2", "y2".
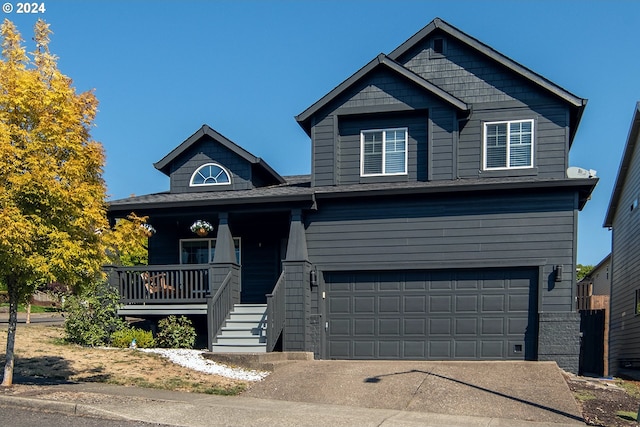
[
  {"x1": 483, "y1": 119, "x2": 534, "y2": 170},
  {"x1": 189, "y1": 162, "x2": 232, "y2": 187},
  {"x1": 360, "y1": 127, "x2": 408, "y2": 177}
]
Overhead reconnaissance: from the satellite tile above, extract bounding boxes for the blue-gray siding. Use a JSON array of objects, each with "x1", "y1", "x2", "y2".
[
  {"x1": 306, "y1": 191, "x2": 578, "y2": 312},
  {"x1": 169, "y1": 135, "x2": 254, "y2": 193},
  {"x1": 609, "y1": 128, "x2": 640, "y2": 374},
  {"x1": 307, "y1": 53, "x2": 571, "y2": 187}
]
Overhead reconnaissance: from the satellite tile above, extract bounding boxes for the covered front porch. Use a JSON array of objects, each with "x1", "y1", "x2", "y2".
[{"x1": 107, "y1": 208, "x2": 311, "y2": 354}]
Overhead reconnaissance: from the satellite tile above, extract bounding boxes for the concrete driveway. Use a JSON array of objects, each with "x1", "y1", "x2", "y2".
[{"x1": 244, "y1": 360, "x2": 584, "y2": 425}]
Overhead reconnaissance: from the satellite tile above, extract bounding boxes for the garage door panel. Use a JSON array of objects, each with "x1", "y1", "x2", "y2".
[
  {"x1": 329, "y1": 296, "x2": 350, "y2": 313},
  {"x1": 404, "y1": 341, "x2": 426, "y2": 358},
  {"x1": 329, "y1": 319, "x2": 350, "y2": 336},
  {"x1": 325, "y1": 268, "x2": 537, "y2": 360},
  {"x1": 379, "y1": 341, "x2": 400, "y2": 358},
  {"x1": 481, "y1": 341, "x2": 504, "y2": 358},
  {"x1": 354, "y1": 341, "x2": 375, "y2": 358},
  {"x1": 429, "y1": 318, "x2": 452, "y2": 335},
  {"x1": 405, "y1": 318, "x2": 426, "y2": 335},
  {"x1": 379, "y1": 318, "x2": 401, "y2": 335},
  {"x1": 482, "y1": 294, "x2": 505, "y2": 312},
  {"x1": 354, "y1": 296, "x2": 375, "y2": 313},
  {"x1": 405, "y1": 296, "x2": 426, "y2": 312},
  {"x1": 430, "y1": 295, "x2": 452, "y2": 313},
  {"x1": 456, "y1": 295, "x2": 478, "y2": 312},
  {"x1": 429, "y1": 340, "x2": 452, "y2": 358},
  {"x1": 379, "y1": 296, "x2": 400, "y2": 312},
  {"x1": 354, "y1": 318, "x2": 375, "y2": 335},
  {"x1": 455, "y1": 318, "x2": 477, "y2": 335},
  {"x1": 509, "y1": 294, "x2": 529, "y2": 311},
  {"x1": 481, "y1": 317, "x2": 505, "y2": 335},
  {"x1": 455, "y1": 340, "x2": 478, "y2": 358}
]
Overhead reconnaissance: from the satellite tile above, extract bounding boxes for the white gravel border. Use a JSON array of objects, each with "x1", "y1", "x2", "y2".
[{"x1": 139, "y1": 348, "x2": 269, "y2": 382}]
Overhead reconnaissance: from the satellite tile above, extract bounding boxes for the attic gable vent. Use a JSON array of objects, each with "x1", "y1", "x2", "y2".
[{"x1": 433, "y1": 38, "x2": 444, "y2": 53}]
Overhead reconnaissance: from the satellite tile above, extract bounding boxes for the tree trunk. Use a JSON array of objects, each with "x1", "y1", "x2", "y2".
[
  {"x1": 1, "y1": 281, "x2": 19, "y2": 387},
  {"x1": 26, "y1": 302, "x2": 31, "y2": 324}
]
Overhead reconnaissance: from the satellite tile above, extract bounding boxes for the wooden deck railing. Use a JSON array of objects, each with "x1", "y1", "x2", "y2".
[
  {"x1": 266, "y1": 271, "x2": 285, "y2": 352},
  {"x1": 109, "y1": 265, "x2": 210, "y2": 304}
]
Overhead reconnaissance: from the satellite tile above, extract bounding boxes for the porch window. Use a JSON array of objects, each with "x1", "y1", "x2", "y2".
[
  {"x1": 484, "y1": 119, "x2": 534, "y2": 170},
  {"x1": 190, "y1": 163, "x2": 231, "y2": 186},
  {"x1": 180, "y1": 238, "x2": 241, "y2": 264},
  {"x1": 361, "y1": 128, "x2": 408, "y2": 176}
]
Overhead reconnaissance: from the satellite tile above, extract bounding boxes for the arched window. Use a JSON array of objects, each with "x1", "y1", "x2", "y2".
[{"x1": 190, "y1": 163, "x2": 231, "y2": 187}]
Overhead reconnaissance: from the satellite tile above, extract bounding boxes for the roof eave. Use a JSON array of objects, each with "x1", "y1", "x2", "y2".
[
  {"x1": 153, "y1": 124, "x2": 285, "y2": 184},
  {"x1": 295, "y1": 53, "x2": 469, "y2": 135},
  {"x1": 389, "y1": 17, "x2": 586, "y2": 111},
  {"x1": 604, "y1": 102, "x2": 640, "y2": 227}
]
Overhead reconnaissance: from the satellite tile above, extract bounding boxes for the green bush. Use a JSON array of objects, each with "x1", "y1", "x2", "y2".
[
  {"x1": 111, "y1": 327, "x2": 155, "y2": 348},
  {"x1": 63, "y1": 280, "x2": 126, "y2": 346},
  {"x1": 156, "y1": 315, "x2": 196, "y2": 349}
]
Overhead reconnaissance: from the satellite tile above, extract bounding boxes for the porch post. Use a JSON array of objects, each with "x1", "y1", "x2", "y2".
[
  {"x1": 213, "y1": 213, "x2": 236, "y2": 264},
  {"x1": 283, "y1": 209, "x2": 312, "y2": 352},
  {"x1": 206, "y1": 212, "x2": 241, "y2": 350}
]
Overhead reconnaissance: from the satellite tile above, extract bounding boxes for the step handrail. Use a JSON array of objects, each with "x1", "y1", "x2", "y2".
[
  {"x1": 266, "y1": 271, "x2": 285, "y2": 352},
  {"x1": 207, "y1": 270, "x2": 234, "y2": 350}
]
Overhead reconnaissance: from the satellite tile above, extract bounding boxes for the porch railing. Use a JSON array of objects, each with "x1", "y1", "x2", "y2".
[
  {"x1": 207, "y1": 270, "x2": 236, "y2": 350},
  {"x1": 110, "y1": 265, "x2": 210, "y2": 304},
  {"x1": 266, "y1": 271, "x2": 285, "y2": 352}
]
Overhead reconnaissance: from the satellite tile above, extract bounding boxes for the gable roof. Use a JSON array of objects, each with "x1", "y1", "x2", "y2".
[
  {"x1": 297, "y1": 17, "x2": 587, "y2": 143},
  {"x1": 604, "y1": 102, "x2": 640, "y2": 227},
  {"x1": 154, "y1": 124, "x2": 285, "y2": 184},
  {"x1": 295, "y1": 53, "x2": 469, "y2": 135}
]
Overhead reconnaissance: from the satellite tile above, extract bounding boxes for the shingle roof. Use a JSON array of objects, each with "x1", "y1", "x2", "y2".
[
  {"x1": 295, "y1": 53, "x2": 469, "y2": 135},
  {"x1": 296, "y1": 17, "x2": 587, "y2": 144},
  {"x1": 109, "y1": 174, "x2": 597, "y2": 214},
  {"x1": 154, "y1": 124, "x2": 285, "y2": 184}
]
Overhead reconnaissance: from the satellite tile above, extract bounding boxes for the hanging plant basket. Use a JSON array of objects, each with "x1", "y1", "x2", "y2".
[{"x1": 190, "y1": 220, "x2": 214, "y2": 237}]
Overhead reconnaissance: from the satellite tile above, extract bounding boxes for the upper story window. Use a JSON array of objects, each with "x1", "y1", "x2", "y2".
[
  {"x1": 190, "y1": 163, "x2": 231, "y2": 187},
  {"x1": 484, "y1": 120, "x2": 534, "y2": 170},
  {"x1": 361, "y1": 128, "x2": 408, "y2": 176}
]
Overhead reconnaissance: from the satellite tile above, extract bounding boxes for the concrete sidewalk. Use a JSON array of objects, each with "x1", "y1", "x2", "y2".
[{"x1": 0, "y1": 382, "x2": 584, "y2": 427}]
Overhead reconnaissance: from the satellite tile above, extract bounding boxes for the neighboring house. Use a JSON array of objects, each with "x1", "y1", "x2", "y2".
[
  {"x1": 604, "y1": 102, "x2": 640, "y2": 375},
  {"x1": 577, "y1": 254, "x2": 611, "y2": 310},
  {"x1": 576, "y1": 254, "x2": 611, "y2": 376},
  {"x1": 108, "y1": 18, "x2": 597, "y2": 373}
]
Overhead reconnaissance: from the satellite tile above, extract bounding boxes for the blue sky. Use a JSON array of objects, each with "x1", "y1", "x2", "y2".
[{"x1": 5, "y1": 1, "x2": 639, "y2": 266}]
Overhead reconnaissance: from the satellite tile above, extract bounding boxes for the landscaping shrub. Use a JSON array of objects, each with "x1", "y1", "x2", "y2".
[
  {"x1": 63, "y1": 280, "x2": 126, "y2": 346},
  {"x1": 156, "y1": 315, "x2": 196, "y2": 349},
  {"x1": 111, "y1": 327, "x2": 155, "y2": 348}
]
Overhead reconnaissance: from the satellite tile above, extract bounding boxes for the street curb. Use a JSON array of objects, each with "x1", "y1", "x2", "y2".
[{"x1": 0, "y1": 394, "x2": 128, "y2": 421}]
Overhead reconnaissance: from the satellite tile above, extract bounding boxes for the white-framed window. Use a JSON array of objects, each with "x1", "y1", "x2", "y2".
[
  {"x1": 190, "y1": 163, "x2": 231, "y2": 187},
  {"x1": 180, "y1": 238, "x2": 241, "y2": 264},
  {"x1": 360, "y1": 127, "x2": 408, "y2": 176},
  {"x1": 483, "y1": 119, "x2": 534, "y2": 170}
]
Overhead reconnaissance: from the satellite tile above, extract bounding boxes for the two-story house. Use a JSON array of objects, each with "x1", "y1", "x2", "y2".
[{"x1": 108, "y1": 18, "x2": 597, "y2": 373}]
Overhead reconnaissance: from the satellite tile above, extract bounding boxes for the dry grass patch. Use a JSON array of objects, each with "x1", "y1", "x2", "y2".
[{"x1": 0, "y1": 324, "x2": 248, "y2": 395}]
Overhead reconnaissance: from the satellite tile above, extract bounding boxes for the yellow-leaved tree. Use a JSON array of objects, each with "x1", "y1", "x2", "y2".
[{"x1": 0, "y1": 19, "x2": 148, "y2": 387}]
